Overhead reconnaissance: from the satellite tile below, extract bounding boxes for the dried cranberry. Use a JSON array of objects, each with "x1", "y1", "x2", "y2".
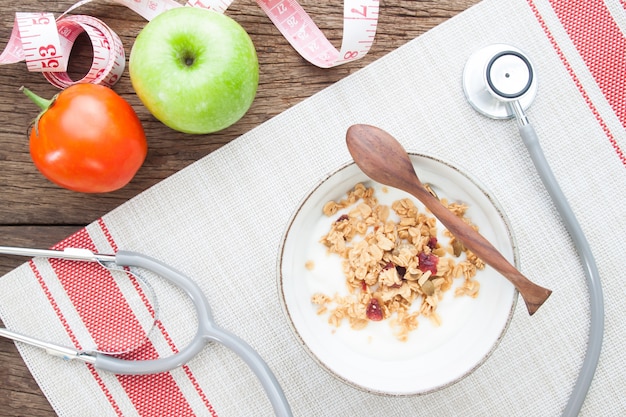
[
  {"x1": 336, "y1": 214, "x2": 349, "y2": 222},
  {"x1": 427, "y1": 237, "x2": 438, "y2": 249},
  {"x1": 361, "y1": 281, "x2": 368, "y2": 292},
  {"x1": 383, "y1": 261, "x2": 394, "y2": 270},
  {"x1": 395, "y1": 265, "x2": 406, "y2": 278},
  {"x1": 418, "y1": 251, "x2": 438, "y2": 275},
  {"x1": 366, "y1": 298, "x2": 384, "y2": 321}
]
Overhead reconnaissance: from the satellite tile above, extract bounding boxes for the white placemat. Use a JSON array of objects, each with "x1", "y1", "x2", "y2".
[{"x1": 1, "y1": 0, "x2": 625, "y2": 415}]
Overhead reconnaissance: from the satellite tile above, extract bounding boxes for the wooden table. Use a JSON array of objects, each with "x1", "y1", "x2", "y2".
[{"x1": 0, "y1": 1, "x2": 478, "y2": 415}]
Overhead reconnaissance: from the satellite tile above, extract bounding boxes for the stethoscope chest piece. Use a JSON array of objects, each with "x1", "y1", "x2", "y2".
[{"x1": 462, "y1": 43, "x2": 537, "y2": 119}]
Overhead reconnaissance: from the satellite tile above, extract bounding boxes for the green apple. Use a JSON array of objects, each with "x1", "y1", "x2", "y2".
[{"x1": 129, "y1": 7, "x2": 259, "y2": 134}]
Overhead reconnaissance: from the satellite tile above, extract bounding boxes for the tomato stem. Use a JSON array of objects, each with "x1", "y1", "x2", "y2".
[{"x1": 20, "y1": 86, "x2": 52, "y2": 110}]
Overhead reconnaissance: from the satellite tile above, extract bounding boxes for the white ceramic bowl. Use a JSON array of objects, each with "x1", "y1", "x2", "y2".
[{"x1": 278, "y1": 154, "x2": 518, "y2": 395}]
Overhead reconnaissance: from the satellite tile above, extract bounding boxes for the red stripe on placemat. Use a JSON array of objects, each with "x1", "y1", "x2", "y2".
[
  {"x1": 527, "y1": 0, "x2": 626, "y2": 167},
  {"x1": 549, "y1": 0, "x2": 626, "y2": 128},
  {"x1": 37, "y1": 227, "x2": 201, "y2": 416},
  {"x1": 29, "y1": 257, "x2": 124, "y2": 416},
  {"x1": 528, "y1": 0, "x2": 626, "y2": 166},
  {"x1": 98, "y1": 219, "x2": 219, "y2": 417}
]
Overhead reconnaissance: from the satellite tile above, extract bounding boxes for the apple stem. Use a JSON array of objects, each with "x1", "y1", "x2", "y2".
[{"x1": 20, "y1": 86, "x2": 52, "y2": 111}]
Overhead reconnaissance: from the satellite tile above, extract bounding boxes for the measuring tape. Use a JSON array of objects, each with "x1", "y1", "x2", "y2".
[
  {"x1": 255, "y1": 0, "x2": 379, "y2": 68},
  {"x1": 0, "y1": 0, "x2": 379, "y2": 88}
]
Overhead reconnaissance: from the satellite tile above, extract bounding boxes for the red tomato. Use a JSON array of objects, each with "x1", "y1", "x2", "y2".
[{"x1": 25, "y1": 84, "x2": 147, "y2": 193}]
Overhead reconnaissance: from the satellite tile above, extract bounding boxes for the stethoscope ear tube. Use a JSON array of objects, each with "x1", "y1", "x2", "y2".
[
  {"x1": 108, "y1": 251, "x2": 294, "y2": 417},
  {"x1": 91, "y1": 251, "x2": 215, "y2": 375}
]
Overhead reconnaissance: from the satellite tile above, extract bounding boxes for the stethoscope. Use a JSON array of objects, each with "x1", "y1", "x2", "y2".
[
  {"x1": 463, "y1": 44, "x2": 604, "y2": 417},
  {"x1": 0, "y1": 246, "x2": 293, "y2": 417}
]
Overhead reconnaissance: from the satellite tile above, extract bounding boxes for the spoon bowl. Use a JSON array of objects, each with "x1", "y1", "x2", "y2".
[{"x1": 345, "y1": 124, "x2": 551, "y2": 315}]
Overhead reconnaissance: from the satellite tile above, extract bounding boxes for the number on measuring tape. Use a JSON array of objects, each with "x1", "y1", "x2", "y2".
[
  {"x1": 1, "y1": 0, "x2": 380, "y2": 88},
  {"x1": 11, "y1": 12, "x2": 69, "y2": 73},
  {"x1": 256, "y1": 0, "x2": 379, "y2": 68}
]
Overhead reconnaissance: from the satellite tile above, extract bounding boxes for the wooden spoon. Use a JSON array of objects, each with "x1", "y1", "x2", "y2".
[{"x1": 346, "y1": 124, "x2": 551, "y2": 315}]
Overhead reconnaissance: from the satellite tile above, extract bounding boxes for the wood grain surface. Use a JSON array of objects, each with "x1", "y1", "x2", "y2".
[{"x1": 0, "y1": 1, "x2": 478, "y2": 415}]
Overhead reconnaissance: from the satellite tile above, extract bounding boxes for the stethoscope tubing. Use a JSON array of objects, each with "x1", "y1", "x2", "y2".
[
  {"x1": 109, "y1": 251, "x2": 294, "y2": 417},
  {"x1": 0, "y1": 248, "x2": 293, "y2": 417},
  {"x1": 517, "y1": 124, "x2": 604, "y2": 416},
  {"x1": 469, "y1": 43, "x2": 605, "y2": 415}
]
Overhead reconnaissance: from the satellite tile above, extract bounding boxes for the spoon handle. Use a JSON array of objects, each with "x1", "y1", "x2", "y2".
[{"x1": 407, "y1": 181, "x2": 551, "y2": 315}]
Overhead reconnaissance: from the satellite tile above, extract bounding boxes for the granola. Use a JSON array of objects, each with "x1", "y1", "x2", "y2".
[{"x1": 312, "y1": 183, "x2": 484, "y2": 341}]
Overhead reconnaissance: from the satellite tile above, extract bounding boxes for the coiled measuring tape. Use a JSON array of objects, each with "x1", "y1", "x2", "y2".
[{"x1": 0, "y1": 0, "x2": 380, "y2": 88}]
